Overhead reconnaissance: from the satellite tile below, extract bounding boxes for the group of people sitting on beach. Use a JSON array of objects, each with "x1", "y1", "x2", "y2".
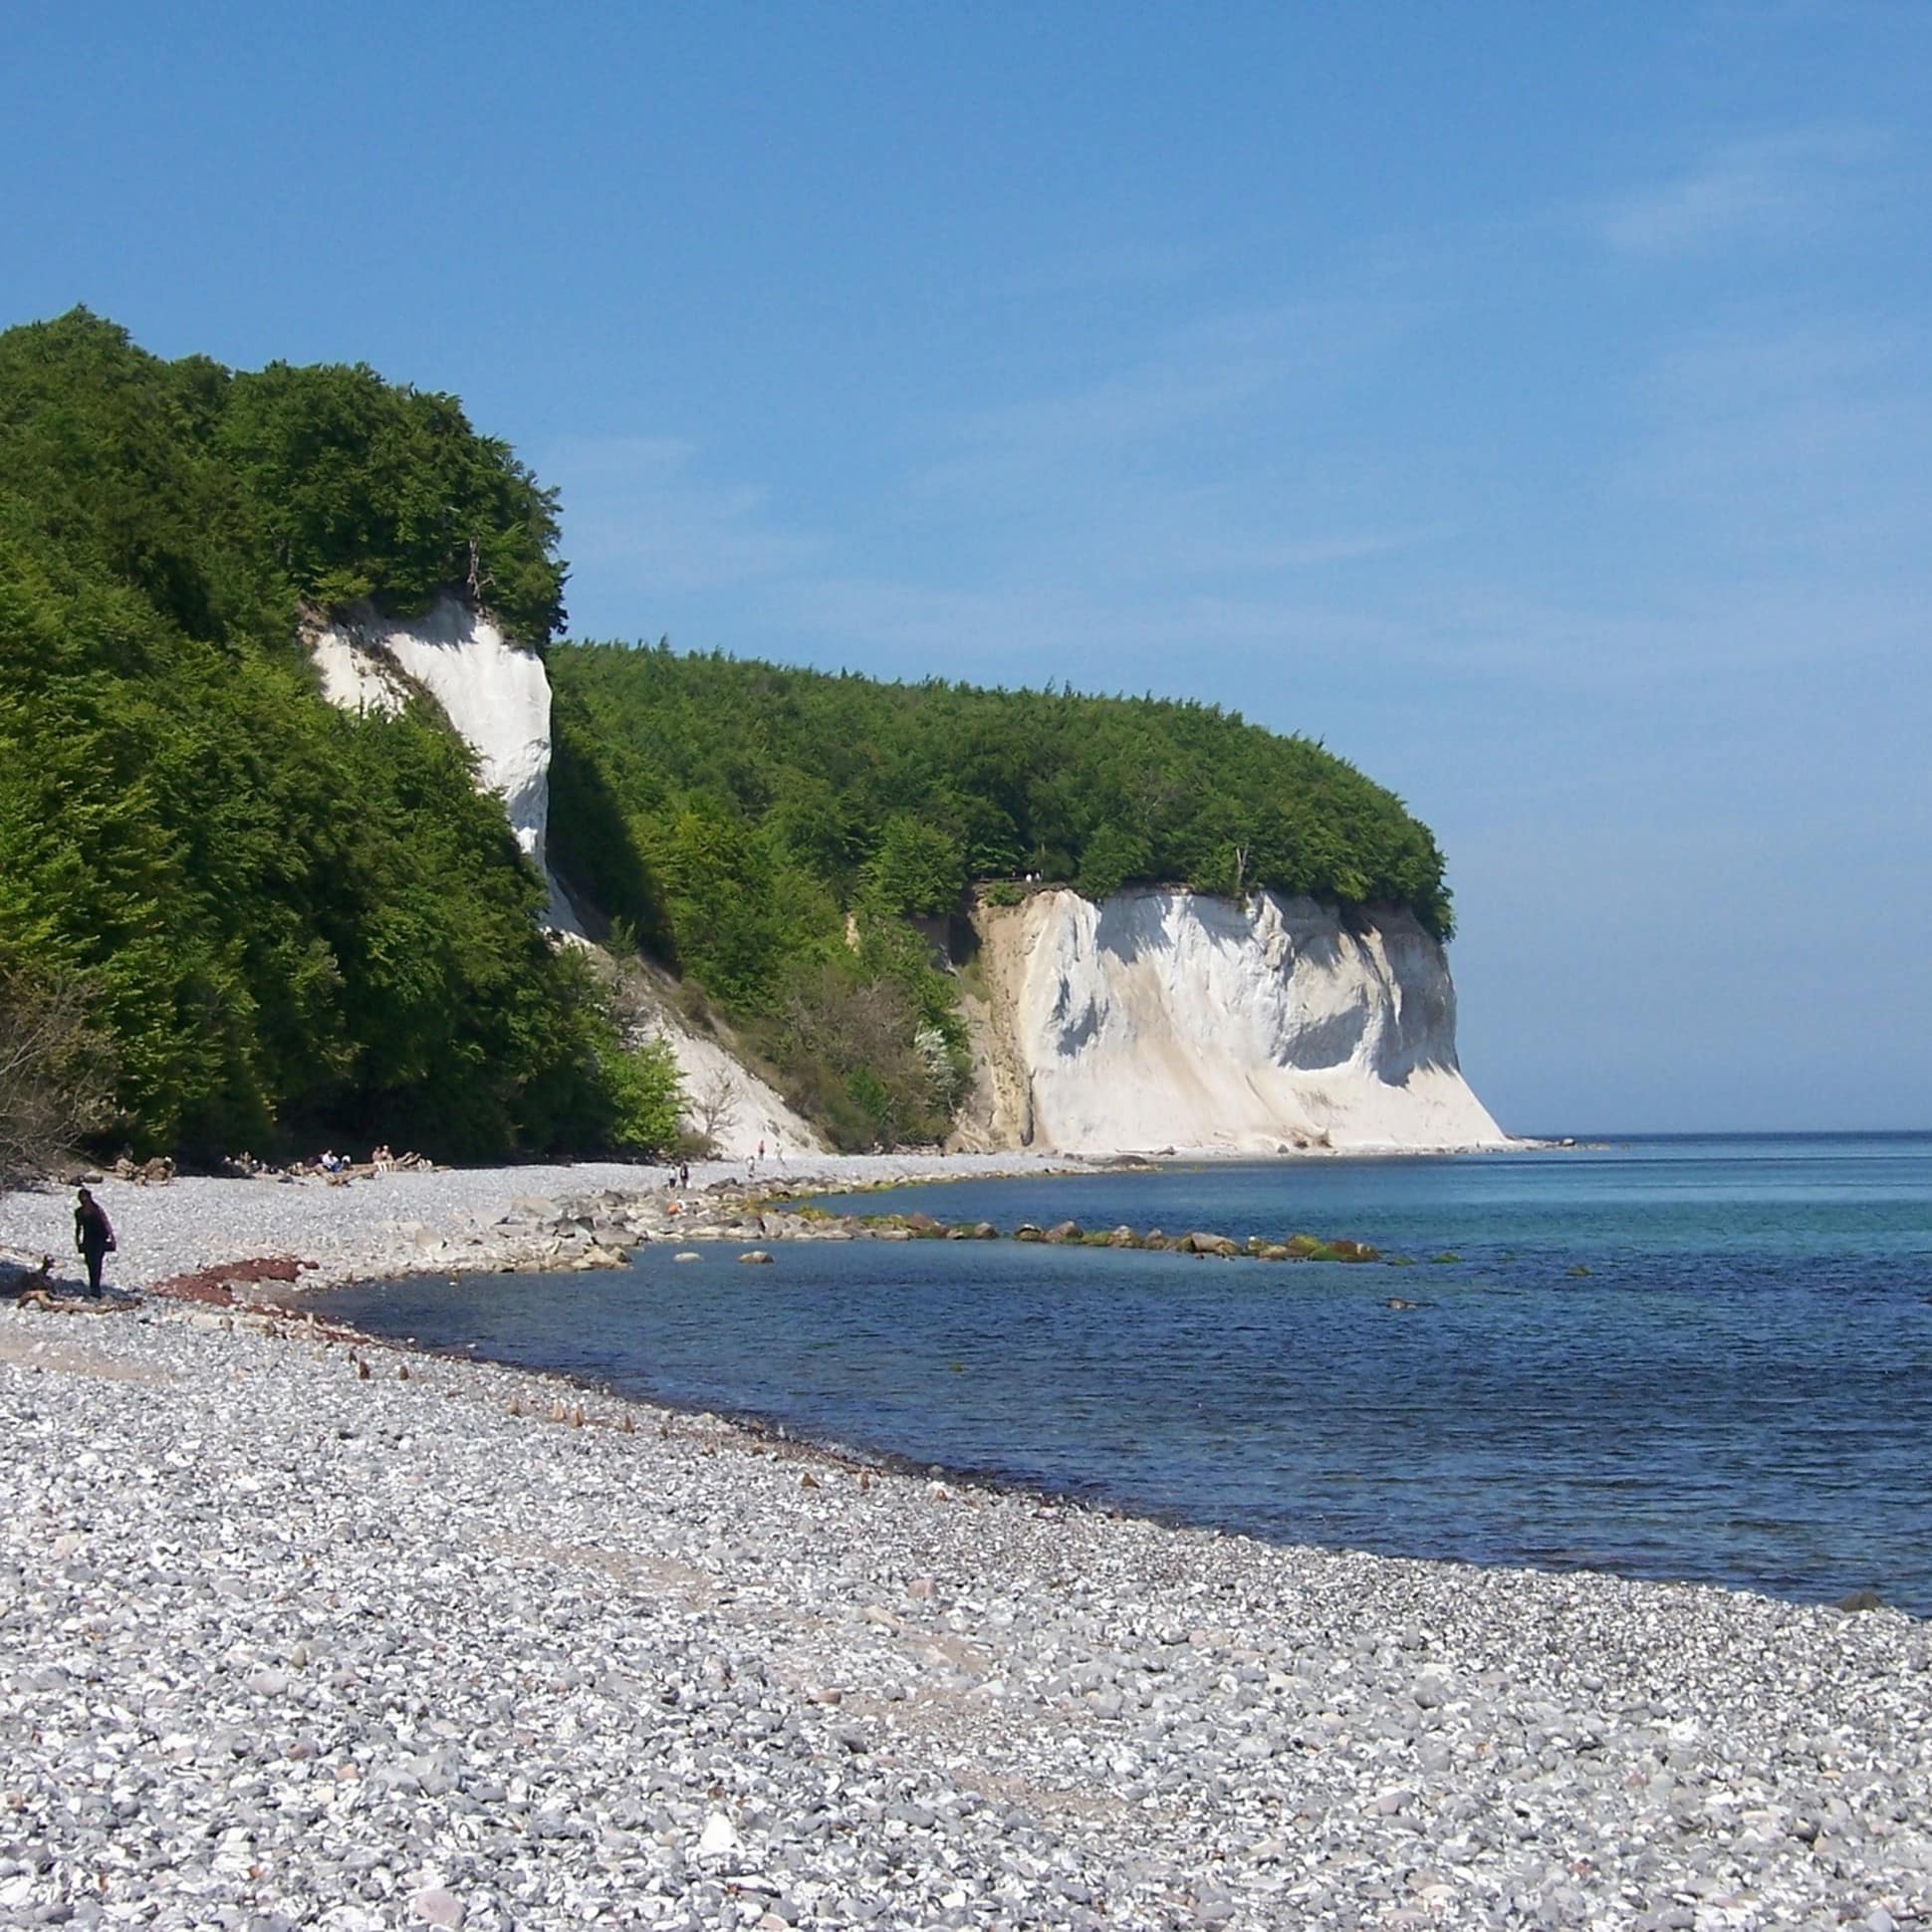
[
  {"x1": 218, "y1": 1145, "x2": 418, "y2": 1180},
  {"x1": 313, "y1": 1144, "x2": 409, "y2": 1177}
]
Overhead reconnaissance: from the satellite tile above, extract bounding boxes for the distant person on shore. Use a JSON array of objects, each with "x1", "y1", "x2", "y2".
[
  {"x1": 73, "y1": 1187, "x2": 116, "y2": 1298},
  {"x1": 677, "y1": 1160, "x2": 690, "y2": 1189}
]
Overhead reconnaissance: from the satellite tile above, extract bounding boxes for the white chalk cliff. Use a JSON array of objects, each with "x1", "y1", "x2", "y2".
[
  {"x1": 310, "y1": 596, "x2": 581, "y2": 933},
  {"x1": 955, "y1": 887, "x2": 1506, "y2": 1155}
]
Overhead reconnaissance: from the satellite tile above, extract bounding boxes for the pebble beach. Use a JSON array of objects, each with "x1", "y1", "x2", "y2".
[{"x1": 2, "y1": 1165, "x2": 1928, "y2": 1930}]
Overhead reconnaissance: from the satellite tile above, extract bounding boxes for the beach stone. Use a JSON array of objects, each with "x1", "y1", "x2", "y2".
[
  {"x1": 737, "y1": 1251, "x2": 776, "y2": 1266},
  {"x1": 697, "y1": 1813, "x2": 741, "y2": 1859}
]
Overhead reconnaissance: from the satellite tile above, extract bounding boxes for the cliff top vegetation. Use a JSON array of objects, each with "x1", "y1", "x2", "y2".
[{"x1": 551, "y1": 639, "x2": 1453, "y2": 956}]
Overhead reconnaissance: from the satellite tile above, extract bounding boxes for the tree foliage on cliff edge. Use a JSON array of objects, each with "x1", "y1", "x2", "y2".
[
  {"x1": 551, "y1": 644, "x2": 1453, "y2": 941},
  {"x1": 0, "y1": 310, "x2": 646, "y2": 1164}
]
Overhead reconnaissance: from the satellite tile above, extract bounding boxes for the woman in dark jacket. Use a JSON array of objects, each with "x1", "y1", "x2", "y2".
[{"x1": 73, "y1": 1186, "x2": 116, "y2": 1297}]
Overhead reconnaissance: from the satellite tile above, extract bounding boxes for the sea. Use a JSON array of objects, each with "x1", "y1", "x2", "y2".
[{"x1": 320, "y1": 1133, "x2": 1932, "y2": 1616}]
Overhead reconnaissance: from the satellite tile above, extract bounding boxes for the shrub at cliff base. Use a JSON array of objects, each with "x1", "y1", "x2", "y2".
[{"x1": 0, "y1": 972, "x2": 116, "y2": 1189}]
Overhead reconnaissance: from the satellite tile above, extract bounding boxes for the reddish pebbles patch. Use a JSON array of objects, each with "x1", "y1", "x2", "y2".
[{"x1": 149, "y1": 1255, "x2": 318, "y2": 1306}]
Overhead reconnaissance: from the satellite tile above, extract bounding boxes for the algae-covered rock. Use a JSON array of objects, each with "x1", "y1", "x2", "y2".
[{"x1": 1181, "y1": 1231, "x2": 1239, "y2": 1258}]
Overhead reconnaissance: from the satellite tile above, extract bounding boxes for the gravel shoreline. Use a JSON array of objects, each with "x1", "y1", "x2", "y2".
[
  {"x1": 4, "y1": 1164, "x2": 1929, "y2": 1929},
  {"x1": 0, "y1": 1154, "x2": 1095, "y2": 1294}
]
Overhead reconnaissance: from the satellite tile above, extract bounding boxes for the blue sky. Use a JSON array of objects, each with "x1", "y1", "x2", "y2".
[{"x1": 8, "y1": 3, "x2": 1928, "y2": 1132}]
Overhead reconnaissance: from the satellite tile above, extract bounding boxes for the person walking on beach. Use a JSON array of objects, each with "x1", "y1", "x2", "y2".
[{"x1": 73, "y1": 1187, "x2": 116, "y2": 1298}]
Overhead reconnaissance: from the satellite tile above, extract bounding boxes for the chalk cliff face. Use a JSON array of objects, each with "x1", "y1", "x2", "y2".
[
  {"x1": 956, "y1": 888, "x2": 1506, "y2": 1155},
  {"x1": 310, "y1": 596, "x2": 580, "y2": 933},
  {"x1": 311, "y1": 597, "x2": 824, "y2": 1156},
  {"x1": 639, "y1": 1006, "x2": 827, "y2": 1159}
]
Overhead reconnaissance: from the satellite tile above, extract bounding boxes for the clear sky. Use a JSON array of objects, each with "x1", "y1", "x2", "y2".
[{"x1": 8, "y1": 2, "x2": 1929, "y2": 1133}]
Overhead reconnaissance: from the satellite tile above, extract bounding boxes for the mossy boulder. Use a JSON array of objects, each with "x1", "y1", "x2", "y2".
[{"x1": 1181, "y1": 1231, "x2": 1240, "y2": 1258}]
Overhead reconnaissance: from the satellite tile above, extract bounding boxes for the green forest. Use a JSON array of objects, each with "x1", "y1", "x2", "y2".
[
  {"x1": 1, "y1": 310, "x2": 1456, "y2": 1167},
  {"x1": 0, "y1": 309, "x2": 673, "y2": 1170}
]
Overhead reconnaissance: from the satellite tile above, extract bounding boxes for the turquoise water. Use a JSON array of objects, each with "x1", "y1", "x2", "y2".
[{"x1": 322, "y1": 1135, "x2": 1932, "y2": 1614}]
